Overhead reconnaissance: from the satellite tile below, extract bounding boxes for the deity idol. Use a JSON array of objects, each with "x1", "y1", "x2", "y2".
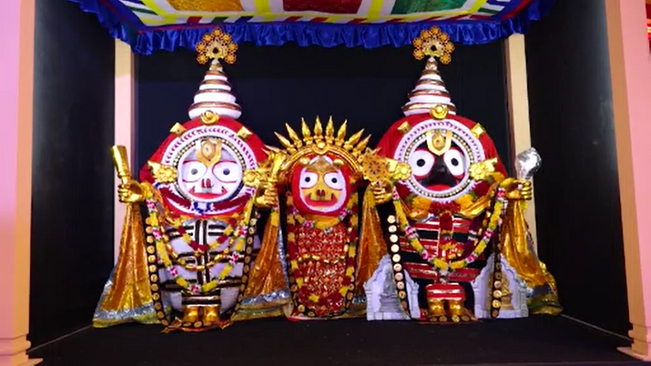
[
  {"x1": 93, "y1": 29, "x2": 288, "y2": 332},
  {"x1": 244, "y1": 118, "x2": 410, "y2": 320},
  {"x1": 365, "y1": 27, "x2": 562, "y2": 323}
]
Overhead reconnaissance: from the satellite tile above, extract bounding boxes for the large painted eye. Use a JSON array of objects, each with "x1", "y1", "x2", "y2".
[
  {"x1": 408, "y1": 149, "x2": 435, "y2": 178},
  {"x1": 300, "y1": 172, "x2": 318, "y2": 188},
  {"x1": 213, "y1": 161, "x2": 242, "y2": 183},
  {"x1": 324, "y1": 172, "x2": 345, "y2": 190},
  {"x1": 443, "y1": 149, "x2": 466, "y2": 178},
  {"x1": 181, "y1": 161, "x2": 207, "y2": 182}
]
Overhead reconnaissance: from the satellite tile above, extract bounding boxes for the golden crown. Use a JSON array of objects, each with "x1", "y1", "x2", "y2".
[{"x1": 274, "y1": 117, "x2": 371, "y2": 174}]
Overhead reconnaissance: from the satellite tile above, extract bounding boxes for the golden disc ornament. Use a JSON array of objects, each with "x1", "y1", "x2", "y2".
[
  {"x1": 412, "y1": 26, "x2": 455, "y2": 65},
  {"x1": 195, "y1": 28, "x2": 238, "y2": 65}
]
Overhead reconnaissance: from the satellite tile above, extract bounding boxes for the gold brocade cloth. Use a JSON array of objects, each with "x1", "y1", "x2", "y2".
[
  {"x1": 232, "y1": 212, "x2": 291, "y2": 321},
  {"x1": 357, "y1": 187, "x2": 388, "y2": 293},
  {"x1": 93, "y1": 204, "x2": 158, "y2": 327},
  {"x1": 500, "y1": 200, "x2": 562, "y2": 315}
]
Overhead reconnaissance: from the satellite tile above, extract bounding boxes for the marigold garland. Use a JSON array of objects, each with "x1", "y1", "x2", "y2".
[
  {"x1": 144, "y1": 184, "x2": 256, "y2": 295},
  {"x1": 392, "y1": 184, "x2": 508, "y2": 271}
]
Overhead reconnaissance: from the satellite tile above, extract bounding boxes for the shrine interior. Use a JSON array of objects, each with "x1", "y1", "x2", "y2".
[{"x1": 23, "y1": 0, "x2": 638, "y2": 365}]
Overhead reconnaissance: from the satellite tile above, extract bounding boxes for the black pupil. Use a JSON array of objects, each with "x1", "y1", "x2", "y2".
[
  {"x1": 223, "y1": 168, "x2": 230, "y2": 175},
  {"x1": 191, "y1": 169, "x2": 198, "y2": 175},
  {"x1": 451, "y1": 158, "x2": 459, "y2": 166},
  {"x1": 332, "y1": 178, "x2": 338, "y2": 184},
  {"x1": 416, "y1": 159, "x2": 426, "y2": 167},
  {"x1": 305, "y1": 177, "x2": 311, "y2": 182}
]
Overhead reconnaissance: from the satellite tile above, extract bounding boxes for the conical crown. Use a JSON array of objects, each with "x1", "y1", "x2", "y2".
[
  {"x1": 189, "y1": 29, "x2": 241, "y2": 121},
  {"x1": 402, "y1": 57, "x2": 456, "y2": 116},
  {"x1": 403, "y1": 27, "x2": 457, "y2": 117},
  {"x1": 274, "y1": 116, "x2": 371, "y2": 173}
]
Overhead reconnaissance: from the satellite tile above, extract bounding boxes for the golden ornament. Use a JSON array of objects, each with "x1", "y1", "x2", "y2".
[
  {"x1": 195, "y1": 28, "x2": 238, "y2": 65},
  {"x1": 412, "y1": 26, "x2": 454, "y2": 65}
]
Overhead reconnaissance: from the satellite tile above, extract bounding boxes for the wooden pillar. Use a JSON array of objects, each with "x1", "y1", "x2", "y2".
[
  {"x1": 0, "y1": 0, "x2": 39, "y2": 365},
  {"x1": 114, "y1": 40, "x2": 136, "y2": 262},
  {"x1": 504, "y1": 34, "x2": 538, "y2": 249},
  {"x1": 604, "y1": 0, "x2": 651, "y2": 360}
]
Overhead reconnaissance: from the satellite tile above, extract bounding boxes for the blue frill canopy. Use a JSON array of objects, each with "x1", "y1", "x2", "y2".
[{"x1": 69, "y1": 0, "x2": 555, "y2": 54}]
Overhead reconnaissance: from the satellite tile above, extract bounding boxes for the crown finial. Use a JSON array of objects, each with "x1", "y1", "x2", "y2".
[
  {"x1": 196, "y1": 28, "x2": 238, "y2": 65},
  {"x1": 412, "y1": 26, "x2": 454, "y2": 65}
]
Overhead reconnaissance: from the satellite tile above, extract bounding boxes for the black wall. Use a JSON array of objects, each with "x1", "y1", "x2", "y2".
[
  {"x1": 526, "y1": 0, "x2": 628, "y2": 334},
  {"x1": 30, "y1": 0, "x2": 115, "y2": 346},
  {"x1": 136, "y1": 41, "x2": 511, "y2": 173}
]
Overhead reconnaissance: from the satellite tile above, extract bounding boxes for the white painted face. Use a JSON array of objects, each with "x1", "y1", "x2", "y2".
[{"x1": 176, "y1": 140, "x2": 243, "y2": 203}]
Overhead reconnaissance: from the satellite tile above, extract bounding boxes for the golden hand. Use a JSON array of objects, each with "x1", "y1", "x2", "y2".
[
  {"x1": 255, "y1": 185, "x2": 279, "y2": 208},
  {"x1": 371, "y1": 181, "x2": 392, "y2": 204},
  {"x1": 117, "y1": 179, "x2": 145, "y2": 203},
  {"x1": 502, "y1": 178, "x2": 533, "y2": 201}
]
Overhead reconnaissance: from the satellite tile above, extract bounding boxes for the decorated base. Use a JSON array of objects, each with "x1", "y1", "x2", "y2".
[
  {"x1": 421, "y1": 309, "x2": 478, "y2": 324},
  {"x1": 162, "y1": 317, "x2": 232, "y2": 333},
  {"x1": 471, "y1": 254, "x2": 529, "y2": 319},
  {"x1": 365, "y1": 255, "x2": 420, "y2": 321}
]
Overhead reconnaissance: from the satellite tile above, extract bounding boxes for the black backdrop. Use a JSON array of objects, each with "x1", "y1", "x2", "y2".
[
  {"x1": 525, "y1": 0, "x2": 628, "y2": 335},
  {"x1": 30, "y1": 0, "x2": 115, "y2": 346},
  {"x1": 135, "y1": 41, "x2": 511, "y2": 172}
]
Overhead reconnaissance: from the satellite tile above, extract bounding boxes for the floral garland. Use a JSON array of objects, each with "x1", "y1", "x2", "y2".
[
  {"x1": 289, "y1": 204, "x2": 351, "y2": 234},
  {"x1": 285, "y1": 192, "x2": 359, "y2": 316},
  {"x1": 144, "y1": 185, "x2": 255, "y2": 295},
  {"x1": 170, "y1": 216, "x2": 238, "y2": 253},
  {"x1": 392, "y1": 185, "x2": 508, "y2": 271}
]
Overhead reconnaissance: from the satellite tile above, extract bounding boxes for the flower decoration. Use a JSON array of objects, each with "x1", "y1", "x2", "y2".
[
  {"x1": 412, "y1": 26, "x2": 454, "y2": 65},
  {"x1": 195, "y1": 28, "x2": 238, "y2": 65}
]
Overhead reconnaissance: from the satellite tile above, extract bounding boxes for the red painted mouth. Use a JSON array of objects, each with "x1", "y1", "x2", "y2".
[
  {"x1": 425, "y1": 184, "x2": 455, "y2": 192},
  {"x1": 303, "y1": 194, "x2": 338, "y2": 207},
  {"x1": 189, "y1": 187, "x2": 227, "y2": 200}
]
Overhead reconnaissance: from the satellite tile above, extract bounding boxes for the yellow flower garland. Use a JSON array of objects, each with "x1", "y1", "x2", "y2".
[{"x1": 145, "y1": 186, "x2": 255, "y2": 295}]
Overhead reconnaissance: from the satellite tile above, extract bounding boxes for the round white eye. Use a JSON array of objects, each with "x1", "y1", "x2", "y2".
[
  {"x1": 300, "y1": 172, "x2": 318, "y2": 188},
  {"x1": 443, "y1": 149, "x2": 466, "y2": 177},
  {"x1": 213, "y1": 161, "x2": 242, "y2": 183},
  {"x1": 408, "y1": 149, "x2": 435, "y2": 178},
  {"x1": 181, "y1": 161, "x2": 207, "y2": 182},
  {"x1": 324, "y1": 172, "x2": 345, "y2": 190}
]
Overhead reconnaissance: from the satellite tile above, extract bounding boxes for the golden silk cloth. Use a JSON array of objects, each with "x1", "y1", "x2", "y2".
[
  {"x1": 500, "y1": 200, "x2": 562, "y2": 315},
  {"x1": 93, "y1": 204, "x2": 159, "y2": 327},
  {"x1": 232, "y1": 213, "x2": 291, "y2": 321}
]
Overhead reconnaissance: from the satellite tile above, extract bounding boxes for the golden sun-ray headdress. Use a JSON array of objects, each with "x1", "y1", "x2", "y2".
[{"x1": 273, "y1": 116, "x2": 372, "y2": 176}]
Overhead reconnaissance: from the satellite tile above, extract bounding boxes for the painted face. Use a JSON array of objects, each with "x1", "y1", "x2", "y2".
[
  {"x1": 177, "y1": 138, "x2": 243, "y2": 203},
  {"x1": 292, "y1": 156, "x2": 348, "y2": 215},
  {"x1": 407, "y1": 135, "x2": 468, "y2": 193}
]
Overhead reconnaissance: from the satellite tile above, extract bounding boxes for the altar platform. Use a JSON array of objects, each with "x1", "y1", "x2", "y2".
[{"x1": 29, "y1": 316, "x2": 643, "y2": 365}]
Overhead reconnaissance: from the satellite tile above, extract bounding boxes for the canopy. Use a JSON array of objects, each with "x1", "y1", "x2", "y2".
[{"x1": 70, "y1": 0, "x2": 555, "y2": 54}]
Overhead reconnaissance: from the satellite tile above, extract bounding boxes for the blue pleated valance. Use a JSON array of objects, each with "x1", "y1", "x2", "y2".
[{"x1": 69, "y1": 0, "x2": 555, "y2": 54}]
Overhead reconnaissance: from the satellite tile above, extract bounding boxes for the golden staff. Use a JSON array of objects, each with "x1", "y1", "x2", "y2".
[{"x1": 110, "y1": 145, "x2": 132, "y2": 184}]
